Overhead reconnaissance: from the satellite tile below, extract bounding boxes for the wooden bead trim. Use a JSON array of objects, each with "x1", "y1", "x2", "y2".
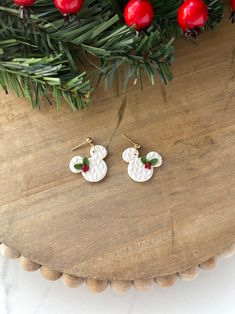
[
  {"x1": 86, "y1": 278, "x2": 109, "y2": 293},
  {"x1": 0, "y1": 242, "x2": 234, "y2": 292},
  {"x1": 219, "y1": 243, "x2": 235, "y2": 258},
  {"x1": 133, "y1": 279, "x2": 154, "y2": 291},
  {"x1": 178, "y1": 266, "x2": 199, "y2": 281},
  {"x1": 40, "y1": 266, "x2": 62, "y2": 281},
  {"x1": 155, "y1": 274, "x2": 178, "y2": 287},
  {"x1": 62, "y1": 274, "x2": 84, "y2": 288},
  {"x1": 199, "y1": 256, "x2": 218, "y2": 270},
  {"x1": 0, "y1": 244, "x2": 20, "y2": 259},
  {"x1": 111, "y1": 280, "x2": 132, "y2": 293},
  {"x1": 20, "y1": 256, "x2": 40, "y2": 272}
]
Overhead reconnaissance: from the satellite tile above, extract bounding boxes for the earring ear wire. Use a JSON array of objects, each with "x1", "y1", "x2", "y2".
[
  {"x1": 71, "y1": 137, "x2": 94, "y2": 152},
  {"x1": 122, "y1": 133, "x2": 141, "y2": 149}
]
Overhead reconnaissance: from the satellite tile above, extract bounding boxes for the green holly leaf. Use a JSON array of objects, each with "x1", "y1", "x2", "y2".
[
  {"x1": 141, "y1": 156, "x2": 147, "y2": 165},
  {"x1": 74, "y1": 163, "x2": 83, "y2": 170},
  {"x1": 83, "y1": 157, "x2": 90, "y2": 166},
  {"x1": 150, "y1": 158, "x2": 158, "y2": 166}
]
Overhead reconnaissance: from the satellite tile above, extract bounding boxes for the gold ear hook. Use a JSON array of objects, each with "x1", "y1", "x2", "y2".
[
  {"x1": 122, "y1": 133, "x2": 140, "y2": 149},
  {"x1": 71, "y1": 137, "x2": 94, "y2": 152}
]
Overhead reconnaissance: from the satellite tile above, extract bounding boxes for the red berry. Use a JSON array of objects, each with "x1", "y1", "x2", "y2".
[
  {"x1": 231, "y1": 0, "x2": 235, "y2": 11},
  {"x1": 82, "y1": 164, "x2": 89, "y2": 173},
  {"x1": 145, "y1": 162, "x2": 152, "y2": 170},
  {"x1": 124, "y1": 0, "x2": 154, "y2": 31},
  {"x1": 13, "y1": 0, "x2": 36, "y2": 6},
  {"x1": 54, "y1": 0, "x2": 84, "y2": 15},
  {"x1": 230, "y1": 0, "x2": 235, "y2": 23},
  {"x1": 177, "y1": 0, "x2": 208, "y2": 33}
]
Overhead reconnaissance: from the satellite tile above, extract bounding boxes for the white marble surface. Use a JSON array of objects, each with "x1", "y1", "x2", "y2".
[{"x1": 0, "y1": 254, "x2": 235, "y2": 314}]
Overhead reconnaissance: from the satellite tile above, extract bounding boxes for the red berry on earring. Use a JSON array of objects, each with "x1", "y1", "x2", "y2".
[
  {"x1": 82, "y1": 164, "x2": 89, "y2": 173},
  {"x1": 145, "y1": 162, "x2": 152, "y2": 170}
]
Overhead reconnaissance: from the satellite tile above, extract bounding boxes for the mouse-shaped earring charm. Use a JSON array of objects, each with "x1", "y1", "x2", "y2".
[
  {"x1": 69, "y1": 137, "x2": 108, "y2": 183},
  {"x1": 122, "y1": 134, "x2": 162, "y2": 183}
]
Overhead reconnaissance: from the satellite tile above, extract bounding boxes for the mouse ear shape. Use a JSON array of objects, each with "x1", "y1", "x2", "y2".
[
  {"x1": 69, "y1": 156, "x2": 84, "y2": 173},
  {"x1": 90, "y1": 145, "x2": 107, "y2": 159},
  {"x1": 146, "y1": 151, "x2": 162, "y2": 168},
  {"x1": 122, "y1": 147, "x2": 139, "y2": 163}
]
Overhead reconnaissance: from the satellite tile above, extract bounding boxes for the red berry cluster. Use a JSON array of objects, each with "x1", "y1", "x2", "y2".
[
  {"x1": 141, "y1": 156, "x2": 158, "y2": 170},
  {"x1": 123, "y1": 0, "x2": 210, "y2": 35},
  {"x1": 82, "y1": 164, "x2": 89, "y2": 173},
  {"x1": 74, "y1": 157, "x2": 90, "y2": 173},
  {"x1": 144, "y1": 162, "x2": 152, "y2": 170},
  {"x1": 13, "y1": 0, "x2": 233, "y2": 36}
]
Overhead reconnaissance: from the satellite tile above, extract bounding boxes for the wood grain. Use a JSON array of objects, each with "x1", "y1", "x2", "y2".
[{"x1": 0, "y1": 17, "x2": 235, "y2": 281}]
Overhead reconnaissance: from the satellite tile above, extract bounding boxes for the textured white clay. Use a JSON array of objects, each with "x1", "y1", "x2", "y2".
[
  {"x1": 69, "y1": 145, "x2": 107, "y2": 182},
  {"x1": 122, "y1": 147, "x2": 162, "y2": 183}
]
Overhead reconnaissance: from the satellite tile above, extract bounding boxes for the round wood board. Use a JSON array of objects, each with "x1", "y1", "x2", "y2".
[{"x1": 0, "y1": 17, "x2": 235, "y2": 282}]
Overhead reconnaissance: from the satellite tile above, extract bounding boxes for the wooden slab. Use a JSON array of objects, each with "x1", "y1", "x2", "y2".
[{"x1": 0, "y1": 17, "x2": 235, "y2": 281}]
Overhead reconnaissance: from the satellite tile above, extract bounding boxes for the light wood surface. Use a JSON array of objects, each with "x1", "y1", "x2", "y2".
[{"x1": 0, "y1": 16, "x2": 235, "y2": 282}]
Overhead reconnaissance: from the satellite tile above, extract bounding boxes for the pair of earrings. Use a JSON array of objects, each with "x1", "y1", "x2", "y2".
[{"x1": 69, "y1": 134, "x2": 162, "y2": 183}]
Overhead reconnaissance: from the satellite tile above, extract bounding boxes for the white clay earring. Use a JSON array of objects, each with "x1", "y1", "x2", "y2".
[
  {"x1": 122, "y1": 134, "x2": 162, "y2": 183},
  {"x1": 69, "y1": 137, "x2": 108, "y2": 183}
]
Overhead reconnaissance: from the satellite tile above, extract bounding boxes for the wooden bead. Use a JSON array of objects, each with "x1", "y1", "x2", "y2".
[
  {"x1": 199, "y1": 256, "x2": 218, "y2": 270},
  {"x1": 0, "y1": 244, "x2": 20, "y2": 259},
  {"x1": 155, "y1": 274, "x2": 178, "y2": 287},
  {"x1": 86, "y1": 278, "x2": 109, "y2": 293},
  {"x1": 20, "y1": 256, "x2": 40, "y2": 272},
  {"x1": 111, "y1": 280, "x2": 132, "y2": 293},
  {"x1": 40, "y1": 266, "x2": 62, "y2": 281},
  {"x1": 62, "y1": 274, "x2": 84, "y2": 288},
  {"x1": 133, "y1": 279, "x2": 154, "y2": 291},
  {"x1": 219, "y1": 243, "x2": 235, "y2": 258},
  {"x1": 178, "y1": 266, "x2": 199, "y2": 281}
]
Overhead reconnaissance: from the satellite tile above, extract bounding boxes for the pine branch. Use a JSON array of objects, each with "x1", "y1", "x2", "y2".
[
  {"x1": 108, "y1": 0, "x2": 123, "y2": 20},
  {"x1": 0, "y1": 39, "x2": 92, "y2": 110},
  {"x1": 0, "y1": 0, "x2": 224, "y2": 110},
  {"x1": 0, "y1": 0, "x2": 175, "y2": 87}
]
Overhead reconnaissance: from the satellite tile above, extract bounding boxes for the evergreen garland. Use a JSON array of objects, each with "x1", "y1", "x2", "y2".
[{"x1": 0, "y1": 0, "x2": 224, "y2": 110}]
